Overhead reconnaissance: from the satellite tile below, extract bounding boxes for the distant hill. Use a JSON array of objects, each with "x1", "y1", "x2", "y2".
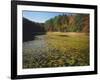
[{"x1": 23, "y1": 17, "x2": 46, "y2": 42}]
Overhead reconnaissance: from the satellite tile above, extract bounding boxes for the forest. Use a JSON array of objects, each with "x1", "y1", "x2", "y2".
[{"x1": 44, "y1": 14, "x2": 89, "y2": 32}]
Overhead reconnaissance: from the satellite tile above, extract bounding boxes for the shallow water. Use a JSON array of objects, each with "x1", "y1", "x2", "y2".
[{"x1": 23, "y1": 35, "x2": 47, "y2": 50}]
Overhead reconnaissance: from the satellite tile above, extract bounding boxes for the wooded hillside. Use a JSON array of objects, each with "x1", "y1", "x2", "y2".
[
  {"x1": 23, "y1": 18, "x2": 45, "y2": 42},
  {"x1": 44, "y1": 14, "x2": 89, "y2": 32}
]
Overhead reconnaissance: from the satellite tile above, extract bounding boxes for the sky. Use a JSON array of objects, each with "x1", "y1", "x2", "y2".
[{"x1": 23, "y1": 11, "x2": 70, "y2": 23}]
